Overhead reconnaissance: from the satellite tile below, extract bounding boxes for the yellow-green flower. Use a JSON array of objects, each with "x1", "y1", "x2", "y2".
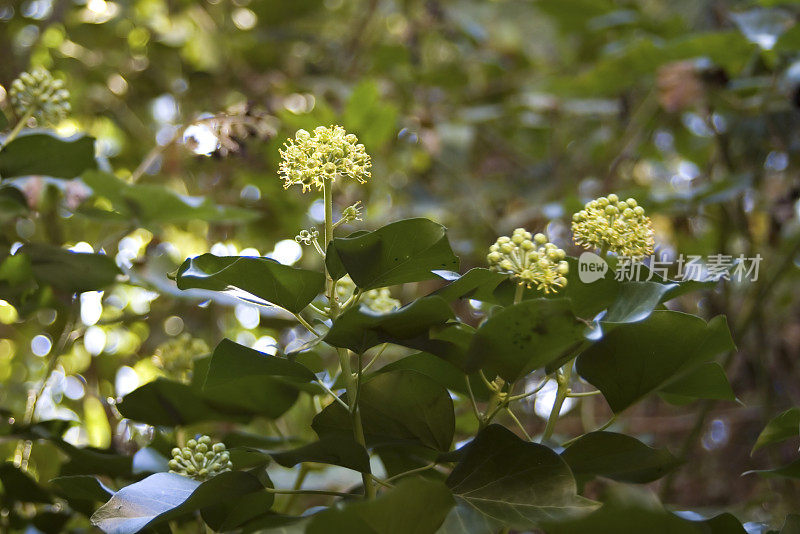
[
  {"x1": 169, "y1": 436, "x2": 232, "y2": 481},
  {"x1": 336, "y1": 275, "x2": 401, "y2": 313},
  {"x1": 278, "y1": 126, "x2": 371, "y2": 192},
  {"x1": 9, "y1": 68, "x2": 70, "y2": 125},
  {"x1": 572, "y1": 194, "x2": 655, "y2": 258},
  {"x1": 486, "y1": 228, "x2": 568, "y2": 293}
]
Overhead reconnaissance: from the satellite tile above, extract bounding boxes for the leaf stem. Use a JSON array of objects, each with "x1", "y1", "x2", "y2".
[
  {"x1": 265, "y1": 487, "x2": 354, "y2": 498},
  {"x1": 315, "y1": 379, "x2": 348, "y2": 409},
  {"x1": 1, "y1": 108, "x2": 34, "y2": 150},
  {"x1": 385, "y1": 462, "x2": 438, "y2": 483},
  {"x1": 292, "y1": 313, "x2": 320, "y2": 337},
  {"x1": 361, "y1": 342, "x2": 388, "y2": 373},
  {"x1": 566, "y1": 390, "x2": 601, "y2": 398},
  {"x1": 506, "y1": 407, "x2": 532, "y2": 441},
  {"x1": 541, "y1": 361, "x2": 573, "y2": 443}
]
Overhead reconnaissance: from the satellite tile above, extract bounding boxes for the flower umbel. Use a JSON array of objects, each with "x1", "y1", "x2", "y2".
[
  {"x1": 279, "y1": 126, "x2": 371, "y2": 192},
  {"x1": 340, "y1": 201, "x2": 364, "y2": 224},
  {"x1": 487, "y1": 229, "x2": 568, "y2": 293},
  {"x1": 572, "y1": 194, "x2": 655, "y2": 258},
  {"x1": 336, "y1": 275, "x2": 401, "y2": 313},
  {"x1": 169, "y1": 436, "x2": 232, "y2": 481},
  {"x1": 9, "y1": 68, "x2": 70, "y2": 125}
]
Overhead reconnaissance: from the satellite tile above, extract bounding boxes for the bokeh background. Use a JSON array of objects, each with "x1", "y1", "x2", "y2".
[{"x1": 3, "y1": 0, "x2": 800, "y2": 528}]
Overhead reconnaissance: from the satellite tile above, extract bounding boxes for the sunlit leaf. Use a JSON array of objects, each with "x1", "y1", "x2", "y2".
[
  {"x1": 752, "y1": 407, "x2": 800, "y2": 455},
  {"x1": 327, "y1": 218, "x2": 459, "y2": 289}
]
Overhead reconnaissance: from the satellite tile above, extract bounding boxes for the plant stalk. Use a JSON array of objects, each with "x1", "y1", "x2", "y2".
[
  {"x1": 541, "y1": 360, "x2": 572, "y2": 442},
  {"x1": 322, "y1": 177, "x2": 374, "y2": 498},
  {"x1": 1, "y1": 108, "x2": 34, "y2": 150}
]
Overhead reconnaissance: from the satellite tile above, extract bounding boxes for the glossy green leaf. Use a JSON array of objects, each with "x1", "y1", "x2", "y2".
[
  {"x1": 313, "y1": 370, "x2": 455, "y2": 451},
  {"x1": 0, "y1": 463, "x2": 52, "y2": 503},
  {"x1": 175, "y1": 253, "x2": 325, "y2": 313},
  {"x1": 576, "y1": 312, "x2": 735, "y2": 413},
  {"x1": 375, "y1": 352, "x2": 492, "y2": 401},
  {"x1": 117, "y1": 378, "x2": 245, "y2": 426},
  {"x1": 324, "y1": 296, "x2": 455, "y2": 355},
  {"x1": 752, "y1": 408, "x2": 800, "y2": 454},
  {"x1": 466, "y1": 298, "x2": 587, "y2": 381},
  {"x1": 327, "y1": 218, "x2": 460, "y2": 289},
  {"x1": 561, "y1": 432, "x2": 681, "y2": 484},
  {"x1": 436, "y1": 500, "x2": 501, "y2": 534},
  {"x1": 201, "y1": 338, "x2": 315, "y2": 418},
  {"x1": 0, "y1": 132, "x2": 95, "y2": 178},
  {"x1": 446, "y1": 425, "x2": 597, "y2": 529},
  {"x1": 658, "y1": 362, "x2": 737, "y2": 405},
  {"x1": 541, "y1": 487, "x2": 746, "y2": 533},
  {"x1": 91, "y1": 471, "x2": 265, "y2": 534},
  {"x1": 603, "y1": 282, "x2": 673, "y2": 323},
  {"x1": 82, "y1": 171, "x2": 257, "y2": 226},
  {"x1": 51, "y1": 476, "x2": 113, "y2": 502},
  {"x1": 305, "y1": 477, "x2": 454, "y2": 534},
  {"x1": 745, "y1": 458, "x2": 800, "y2": 479},
  {"x1": 269, "y1": 436, "x2": 371, "y2": 472}
]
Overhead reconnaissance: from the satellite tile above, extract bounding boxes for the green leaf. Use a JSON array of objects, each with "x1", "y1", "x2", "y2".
[
  {"x1": 327, "y1": 218, "x2": 460, "y2": 289},
  {"x1": 117, "y1": 378, "x2": 246, "y2": 426},
  {"x1": 305, "y1": 477, "x2": 454, "y2": 534},
  {"x1": 375, "y1": 352, "x2": 492, "y2": 401},
  {"x1": 436, "y1": 500, "x2": 501, "y2": 534},
  {"x1": 576, "y1": 312, "x2": 735, "y2": 413},
  {"x1": 446, "y1": 425, "x2": 597, "y2": 529},
  {"x1": 176, "y1": 253, "x2": 325, "y2": 313},
  {"x1": 90, "y1": 471, "x2": 266, "y2": 534},
  {"x1": 0, "y1": 462, "x2": 52, "y2": 504},
  {"x1": 541, "y1": 485, "x2": 746, "y2": 533},
  {"x1": 603, "y1": 282, "x2": 673, "y2": 323},
  {"x1": 269, "y1": 436, "x2": 371, "y2": 472},
  {"x1": 466, "y1": 298, "x2": 587, "y2": 381},
  {"x1": 15, "y1": 244, "x2": 120, "y2": 294},
  {"x1": 82, "y1": 170, "x2": 257, "y2": 226},
  {"x1": 658, "y1": 362, "x2": 737, "y2": 405},
  {"x1": 201, "y1": 338, "x2": 315, "y2": 418},
  {"x1": 561, "y1": 432, "x2": 681, "y2": 484},
  {"x1": 745, "y1": 458, "x2": 800, "y2": 479},
  {"x1": 313, "y1": 370, "x2": 455, "y2": 451},
  {"x1": 0, "y1": 132, "x2": 96, "y2": 178},
  {"x1": 752, "y1": 408, "x2": 800, "y2": 455},
  {"x1": 324, "y1": 296, "x2": 455, "y2": 355},
  {"x1": 51, "y1": 476, "x2": 113, "y2": 502}
]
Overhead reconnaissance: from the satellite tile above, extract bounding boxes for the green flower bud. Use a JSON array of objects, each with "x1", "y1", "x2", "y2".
[
  {"x1": 571, "y1": 194, "x2": 655, "y2": 258},
  {"x1": 486, "y1": 229, "x2": 568, "y2": 294},
  {"x1": 169, "y1": 435, "x2": 233, "y2": 481},
  {"x1": 9, "y1": 68, "x2": 70, "y2": 125}
]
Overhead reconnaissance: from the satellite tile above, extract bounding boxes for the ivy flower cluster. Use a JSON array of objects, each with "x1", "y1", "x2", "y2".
[
  {"x1": 168, "y1": 436, "x2": 232, "y2": 481},
  {"x1": 9, "y1": 68, "x2": 71, "y2": 125},
  {"x1": 279, "y1": 126, "x2": 371, "y2": 192},
  {"x1": 336, "y1": 275, "x2": 401, "y2": 313},
  {"x1": 572, "y1": 194, "x2": 654, "y2": 258},
  {"x1": 487, "y1": 228, "x2": 568, "y2": 293}
]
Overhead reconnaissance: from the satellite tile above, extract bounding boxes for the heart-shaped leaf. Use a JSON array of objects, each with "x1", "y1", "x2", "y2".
[
  {"x1": 561, "y1": 432, "x2": 681, "y2": 484},
  {"x1": 305, "y1": 477, "x2": 454, "y2": 534},
  {"x1": 466, "y1": 298, "x2": 587, "y2": 381},
  {"x1": 313, "y1": 370, "x2": 455, "y2": 451},
  {"x1": 324, "y1": 296, "x2": 455, "y2": 355},
  {"x1": 0, "y1": 132, "x2": 95, "y2": 178},
  {"x1": 658, "y1": 362, "x2": 737, "y2": 405},
  {"x1": 446, "y1": 425, "x2": 596, "y2": 529},
  {"x1": 269, "y1": 436, "x2": 371, "y2": 473},
  {"x1": 201, "y1": 338, "x2": 316, "y2": 418},
  {"x1": 91, "y1": 471, "x2": 266, "y2": 534},
  {"x1": 752, "y1": 407, "x2": 800, "y2": 455},
  {"x1": 576, "y1": 312, "x2": 735, "y2": 413},
  {"x1": 326, "y1": 218, "x2": 459, "y2": 289},
  {"x1": 175, "y1": 253, "x2": 325, "y2": 313}
]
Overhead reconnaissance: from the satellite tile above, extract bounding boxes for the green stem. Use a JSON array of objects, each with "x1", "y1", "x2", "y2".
[
  {"x1": 265, "y1": 487, "x2": 353, "y2": 498},
  {"x1": 281, "y1": 464, "x2": 310, "y2": 513},
  {"x1": 322, "y1": 176, "x2": 374, "y2": 499},
  {"x1": 513, "y1": 282, "x2": 525, "y2": 305},
  {"x1": 541, "y1": 361, "x2": 573, "y2": 443},
  {"x1": 1, "y1": 108, "x2": 34, "y2": 150}
]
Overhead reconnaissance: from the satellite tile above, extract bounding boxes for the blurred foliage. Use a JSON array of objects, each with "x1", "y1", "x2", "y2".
[{"x1": 3, "y1": 0, "x2": 800, "y2": 532}]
